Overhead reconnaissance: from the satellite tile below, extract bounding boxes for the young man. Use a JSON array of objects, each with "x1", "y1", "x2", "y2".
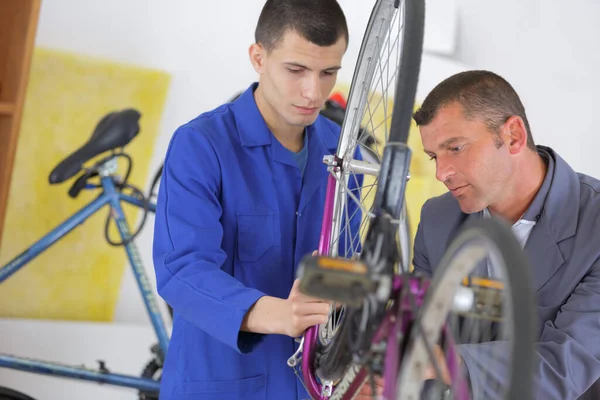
[
  {"x1": 153, "y1": 1, "x2": 352, "y2": 399},
  {"x1": 412, "y1": 70, "x2": 600, "y2": 399}
]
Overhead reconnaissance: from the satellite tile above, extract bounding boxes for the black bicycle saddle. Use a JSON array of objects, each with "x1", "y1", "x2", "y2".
[{"x1": 48, "y1": 109, "x2": 141, "y2": 184}]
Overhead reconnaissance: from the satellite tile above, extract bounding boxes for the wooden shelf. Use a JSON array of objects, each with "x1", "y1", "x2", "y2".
[
  {"x1": 0, "y1": 102, "x2": 15, "y2": 115},
  {"x1": 0, "y1": 0, "x2": 41, "y2": 249}
]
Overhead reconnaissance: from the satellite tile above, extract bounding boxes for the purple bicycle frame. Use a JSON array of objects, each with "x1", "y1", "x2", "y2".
[{"x1": 300, "y1": 174, "x2": 470, "y2": 399}]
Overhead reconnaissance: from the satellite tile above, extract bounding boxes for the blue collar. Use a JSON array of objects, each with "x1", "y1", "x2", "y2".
[
  {"x1": 231, "y1": 82, "x2": 272, "y2": 147},
  {"x1": 230, "y1": 82, "x2": 338, "y2": 151}
]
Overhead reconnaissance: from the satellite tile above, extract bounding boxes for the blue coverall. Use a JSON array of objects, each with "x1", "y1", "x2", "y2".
[{"x1": 153, "y1": 82, "x2": 345, "y2": 399}]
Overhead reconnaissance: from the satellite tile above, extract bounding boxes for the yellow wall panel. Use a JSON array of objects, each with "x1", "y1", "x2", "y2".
[{"x1": 0, "y1": 48, "x2": 170, "y2": 321}]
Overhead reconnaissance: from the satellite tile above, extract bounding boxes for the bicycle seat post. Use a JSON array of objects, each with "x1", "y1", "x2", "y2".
[{"x1": 97, "y1": 157, "x2": 118, "y2": 177}]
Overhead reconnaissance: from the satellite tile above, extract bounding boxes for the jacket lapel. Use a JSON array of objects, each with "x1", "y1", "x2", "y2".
[
  {"x1": 523, "y1": 146, "x2": 578, "y2": 292},
  {"x1": 523, "y1": 215, "x2": 566, "y2": 291}
]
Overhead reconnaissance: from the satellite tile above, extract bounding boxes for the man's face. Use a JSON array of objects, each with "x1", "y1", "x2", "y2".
[
  {"x1": 420, "y1": 102, "x2": 513, "y2": 214},
  {"x1": 253, "y1": 30, "x2": 346, "y2": 128}
]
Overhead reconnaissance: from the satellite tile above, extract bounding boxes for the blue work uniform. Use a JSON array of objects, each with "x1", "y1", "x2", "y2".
[{"x1": 152, "y1": 82, "x2": 343, "y2": 400}]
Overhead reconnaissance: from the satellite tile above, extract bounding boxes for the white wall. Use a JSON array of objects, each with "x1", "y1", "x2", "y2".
[{"x1": 454, "y1": 0, "x2": 600, "y2": 177}]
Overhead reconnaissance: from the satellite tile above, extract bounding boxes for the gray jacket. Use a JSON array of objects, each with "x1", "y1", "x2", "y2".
[{"x1": 413, "y1": 146, "x2": 600, "y2": 399}]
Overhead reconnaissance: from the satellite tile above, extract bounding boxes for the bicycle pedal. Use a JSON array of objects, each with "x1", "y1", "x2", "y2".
[
  {"x1": 462, "y1": 276, "x2": 504, "y2": 290},
  {"x1": 459, "y1": 276, "x2": 504, "y2": 321},
  {"x1": 296, "y1": 255, "x2": 375, "y2": 308}
]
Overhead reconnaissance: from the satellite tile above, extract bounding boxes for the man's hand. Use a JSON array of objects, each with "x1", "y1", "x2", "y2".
[
  {"x1": 352, "y1": 345, "x2": 460, "y2": 398},
  {"x1": 242, "y1": 250, "x2": 334, "y2": 337},
  {"x1": 281, "y1": 278, "x2": 331, "y2": 338},
  {"x1": 423, "y1": 344, "x2": 457, "y2": 385}
]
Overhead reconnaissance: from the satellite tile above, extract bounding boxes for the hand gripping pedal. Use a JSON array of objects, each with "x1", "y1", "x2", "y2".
[{"x1": 296, "y1": 254, "x2": 375, "y2": 308}]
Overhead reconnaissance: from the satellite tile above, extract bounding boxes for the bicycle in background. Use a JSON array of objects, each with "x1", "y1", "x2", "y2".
[{"x1": 0, "y1": 108, "x2": 167, "y2": 400}]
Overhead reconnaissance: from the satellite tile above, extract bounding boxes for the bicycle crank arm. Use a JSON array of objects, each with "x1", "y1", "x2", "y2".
[{"x1": 296, "y1": 255, "x2": 376, "y2": 308}]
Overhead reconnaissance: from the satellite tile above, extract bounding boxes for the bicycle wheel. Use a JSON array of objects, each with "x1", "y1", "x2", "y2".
[
  {"x1": 398, "y1": 217, "x2": 536, "y2": 400},
  {"x1": 302, "y1": 0, "x2": 425, "y2": 397},
  {"x1": 0, "y1": 387, "x2": 36, "y2": 400}
]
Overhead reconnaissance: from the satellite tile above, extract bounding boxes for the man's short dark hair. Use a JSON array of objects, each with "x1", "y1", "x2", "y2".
[
  {"x1": 413, "y1": 70, "x2": 536, "y2": 150},
  {"x1": 255, "y1": 0, "x2": 349, "y2": 52}
]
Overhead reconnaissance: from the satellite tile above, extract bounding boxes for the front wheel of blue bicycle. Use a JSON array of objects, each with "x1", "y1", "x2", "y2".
[{"x1": 0, "y1": 387, "x2": 37, "y2": 400}]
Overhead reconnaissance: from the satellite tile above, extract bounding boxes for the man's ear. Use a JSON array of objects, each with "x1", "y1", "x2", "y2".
[
  {"x1": 504, "y1": 115, "x2": 528, "y2": 155},
  {"x1": 249, "y1": 43, "x2": 266, "y2": 74}
]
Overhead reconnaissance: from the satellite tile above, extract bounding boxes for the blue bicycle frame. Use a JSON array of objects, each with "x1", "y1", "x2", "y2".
[{"x1": 0, "y1": 175, "x2": 167, "y2": 394}]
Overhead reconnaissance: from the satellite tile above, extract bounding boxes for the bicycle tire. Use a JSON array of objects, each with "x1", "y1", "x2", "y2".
[
  {"x1": 0, "y1": 387, "x2": 37, "y2": 400},
  {"x1": 312, "y1": 0, "x2": 425, "y2": 395},
  {"x1": 398, "y1": 217, "x2": 536, "y2": 400}
]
